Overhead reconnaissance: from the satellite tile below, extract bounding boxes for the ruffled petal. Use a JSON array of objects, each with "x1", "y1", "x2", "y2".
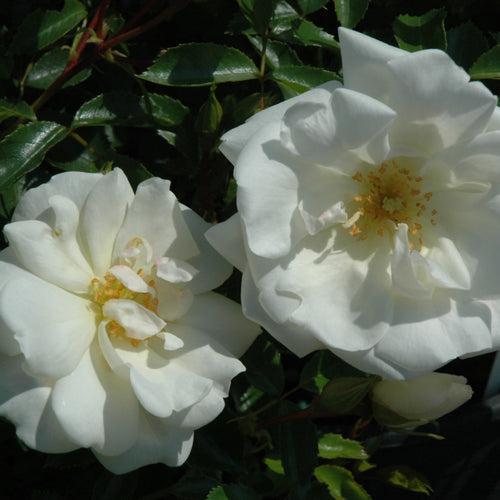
[
  {"x1": 113, "y1": 178, "x2": 199, "y2": 262},
  {"x1": 220, "y1": 80, "x2": 341, "y2": 164},
  {"x1": 0, "y1": 354, "x2": 77, "y2": 453},
  {"x1": 94, "y1": 413, "x2": 193, "y2": 472},
  {"x1": 0, "y1": 276, "x2": 96, "y2": 379},
  {"x1": 168, "y1": 291, "x2": 260, "y2": 357},
  {"x1": 155, "y1": 257, "x2": 198, "y2": 283},
  {"x1": 156, "y1": 280, "x2": 194, "y2": 321},
  {"x1": 12, "y1": 171, "x2": 102, "y2": 222},
  {"x1": 205, "y1": 213, "x2": 247, "y2": 273},
  {"x1": 180, "y1": 205, "x2": 233, "y2": 293},
  {"x1": 51, "y1": 343, "x2": 139, "y2": 455},
  {"x1": 81, "y1": 168, "x2": 134, "y2": 277}
]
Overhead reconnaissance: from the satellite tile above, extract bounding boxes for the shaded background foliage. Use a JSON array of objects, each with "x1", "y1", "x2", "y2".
[{"x1": 0, "y1": 0, "x2": 500, "y2": 498}]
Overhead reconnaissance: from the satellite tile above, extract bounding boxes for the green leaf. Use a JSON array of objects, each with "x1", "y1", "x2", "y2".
[
  {"x1": 392, "y1": 9, "x2": 447, "y2": 52},
  {"x1": 300, "y1": 351, "x2": 366, "y2": 394},
  {"x1": 314, "y1": 465, "x2": 372, "y2": 500},
  {"x1": 26, "y1": 47, "x2": 91, "y2": 89},
  {"x1": 0, "y1": 121, "x2": 67, "y2": 191},
  {"x1": 278, "y1": 403, "x2": 318, "y2": 485},
  {"x1": 272, "y1": 65, "x2": 340, "y2": 94},
  {"x1": 206, "y1": 486, "x2": 229, "y2": 500},
  {"x1": 275, "y1": 19, "x2": 340, "y2": 51},
  {"x1": 0, "y1": 44, "x2": 13, "y2": 79},
  {"x1": 241, "y1": 335, "x2": 285, "y2": 396},
  {"x1": 237, "y1": 0, "x2": 275, "y2": 34},
  {"x1": 11, "y1": 0, "x2": 87, "y2": 54},
  {"x1": 447, "y1": 22, "x2": 489, "y2": 70},
  {"x1": 297, "y1": 0, "x2": 329, "y2": 15},
  {"x1": 470, "y1": 45, "x2": 500, "y2": 80},
  {"x1": 264, "y1": 457, "x2": 285, "y2": 475},
  {"x1": 0, "y1": 99, "x2": 36, "y2": 124},
  {"x1": 139, "y1": 43, "x2": 259, "y2": 87},
  {"x1": 248, "y1": 37, "x2": 302, "y2": 70},
  {"x1": 170, "y1": 472, "x2": 220, "y2": 500},
  {"x1": 333, "y1": 0, "x2": 371, "y2": 29},
  {"x1": 196, "y1": 89, "x2": 223, "y2": 136},
  {"x1": 311, "y1": 376, "x2": 380, "y2": 416},
  {"x1": 318, "y1": 434, "x2": 368, "y2": 460},
  {"x1": 375, "y1": 465, "x2": 433, "y2": 495}
]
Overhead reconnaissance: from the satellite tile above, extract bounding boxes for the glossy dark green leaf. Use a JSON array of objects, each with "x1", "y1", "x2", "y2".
[
  {"x1": 311, "y1": 376, "x2": 380, "y2": 416},
  {"x1": 237, "y1": 0, "x2": 275, "y2": 34},
  {"x1": 318, "y1": 433, "x2": 368, "y2": 460},
  {"x1": 447, "y1": 22, "x2": 488, "y2": 70},
  {"x1": 241, "y1": 336, "x2": 285, "y2": 396},
  {"x1": 275, "y1": 19, "x2": 340, "y2": 51},
  {"x1": 0, "y1": 121, "x2": 67, "y2": 191},
  {"x1": 300, "y1": 351, "x2": 366, "y2": 394},
  {"x1": 375, "y1": 465, "x2": 433, "y2": 495},
  {"x1": 270, "y1": 1, "x2": 301, "y2": 32},
  {"x1": 139, "y1": 43, "x2": 259, "y2": 87},
  {"x1": 170, "y1": 472, "x2": 220, "y2": 500},
  {"x1": 0, "y1": 182, "x2": 20, "y2": 229},
  {"x1": 26, "y1": 47, "x2": 91, "y2": 89},
  {"x1": 334, "y1": 0, "x2": 371, "y2": 29},
  {"x1": 393, "y1": 8, "x2": 447, "y2": 52},
  {"x1": 297, "y1": 0, "x2": 329, "y2": 15},
  {"x1": 278, "y1": 402, "x2": 318, "y2": 485},
  {"x1": 314, "y1": 465, "x2": 372, "y2": 500},
  {"x1": 271, "y1": 65, "x2": 340, "y2": 94},
  {"x1": 470, "y1": 45, "x2": 500, "y2": 80},
  {"x1": 10, "y1": 0, "x2": 87, "y2": 54},
  {"x1": 206, "y1": 486, "x2": 229, "y2": 500},
  {"x1": 0, "y1": 44, "x2": 13, "y2": 79},
  {"x1": 0, "y1": 99, "x2": 36, "y2": 124},
  {"x1": 248, "y1": 37, "x2": 302, "y2": 70}
]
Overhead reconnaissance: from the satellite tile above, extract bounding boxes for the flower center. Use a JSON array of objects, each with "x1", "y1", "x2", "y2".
[{"x1": 344, "y1": 159, "x2": 437, "y2": 251}]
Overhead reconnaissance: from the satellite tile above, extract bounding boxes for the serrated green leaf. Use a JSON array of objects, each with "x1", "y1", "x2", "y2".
[
  {"x1": 311, "y1": 376, "x2": 380, "y2": 416},
  {"x1": 275, "y1": 19, "x2": 340, "y2": 51},
  {"x1": 447, "y1": 22, "x2": 489, "y2": 70},
  {"x1": 272, "y1": 65, "x2": 340, "y2": 94},
  {"x1": 470, "y1": 45, "x2": 500, "y2": 80},
  {"x1": 26, "y1": 47, "x2": 91, "y2": 89},
  {"x1": 0, "y1": 99, "x2": 36, "y2": 124},
  {"x1": 375, "y1": 465, "x2": 433, "y2": 495},
  {"x1": 10, "y1": 0, "x2": 87, "y2": 54},
  {"x1": 278, "y1": 403, "x2": 318, "y2": 485},
  {"x1": 318, "y1": 434, "x2": 368, "y2": 460},
  {"x1": 237, "y1": 0, "x2": 275, "y2": 34},
  {"x1": 139, "y1": 43, "x2": 259, "y2": 87},
  {"x1": 264, "y1": 457, "x2": 285, "y2": 475},
  {"x1": 170, "y1": 472, "x2": 220, "y2": 499},
  {"x1": 206, "y1": 486, "x2": 229, "y2": 500},
  {"x1": 300, "y1": 351, "x2": 366, "y2": 394},
  {"x1": 334, "y1": 0, "x2": 371, "y2": 29},
  {"x1": 271, "y1": 1, "x2": 301, "y2": 32},
  {"x1": 0, "y1": 121, "x2": 67, "y2": 191},
  {"x1": 314, "y1": 465, "x2": 372, "y2": 500},
  {"x1": 393, "y1": 8, "x2": 447, "y2": 52},
  {"x1": 241, "y1": 336, "x2": 284, "y2": 396},
  {"x1": 248, "y1": 37, "x2": 302, "y2": 70}
]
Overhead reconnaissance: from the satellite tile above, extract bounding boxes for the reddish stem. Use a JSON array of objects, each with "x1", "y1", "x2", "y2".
[{"x1": 257, "y1": 407, "x2": 312, "y2": 429}]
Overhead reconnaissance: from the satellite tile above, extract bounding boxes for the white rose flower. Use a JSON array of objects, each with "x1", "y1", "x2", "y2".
[
  {"x1": 372, "y1": 372, "x2": 473, "y2": 428},
  {"x1": 0, "y1": 168, "x2": 259, "y2": 473},
  {"x1": 206, "y1": 28, "x2": 500, "y2": 380}
]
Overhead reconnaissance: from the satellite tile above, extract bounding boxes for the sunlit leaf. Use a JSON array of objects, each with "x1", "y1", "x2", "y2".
[
  {"x1": 334, "y1": 0, "x2": 371, "y2": 29},
  {"x1": 139, "y1": 43, "x2": 259, "y2": 87},
  {"x1": 470, "y1": 45, "x2": 500, "y2": 80},
  {"x1": 271, "y1": 65, "x2": 340, "y2": 94},
  {"x1": 375, "y1": 465, "x2": 433, "y2": 495},
  {"x1": 11, "y1": 0, "x2": 87, "y2": 54},
  {"x1": 318, "y1": 433, "x2": 368, "y2": 460},
  {"x1": 0, "y1": 122, "x2": 67, "y2": 191},
  {"x1": 314, "y1": 465, "x2": 372, "y2": 500}
]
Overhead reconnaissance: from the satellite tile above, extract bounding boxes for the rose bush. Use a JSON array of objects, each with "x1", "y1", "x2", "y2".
[
  {"x1": 372, "y1": 372, "x2": 473, "y2": 428},
  {"x1": 207, "y1": 27, "x2": 500, "y2": 380},
  {"x1": 0, "y1": 168, "x2": 259, "y2": 473}
]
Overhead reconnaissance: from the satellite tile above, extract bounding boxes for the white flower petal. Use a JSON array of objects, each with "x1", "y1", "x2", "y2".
[
  {"x1": 155, "y1": 257, "x2": 198, "y2": 283},
  {"x1": 299, "y1": 200, "x2": 347, "y2": 235},
  {"x1": 108, "y1": 265, "x2": 151, "y2": 293},
  {"x1": 0, "y1": 276, "x2": 95, "y2": 379},
  {"x1": 113, "y1": 178, "x2": 199, "y2": 262},
  {"x1": 5, "y1": 219, "x2": 93, "y2": 293},
  {"x1": 205, "y1": 213, "x2": 247, "y2": 273},
  {"x1": 94, "y1": 413, "x2": 193, "y2": 472},
  {"x1": 12, "y1": 171, "x2": 101, "y2": 222},
  {"x1": 51, "y1": 344, "x2": 139, "y2": 455},
  {"x1": 81, "y1": 168, "x2": 134, "y2": 276},
  {"x1": 159, "y1": 331, "x2": 184, "y2": 351},
  {"x1": 103, "y1": 299, "x2": 166, "y2": 340},
  {"x1": 156, "y1": 281, "x2": 194, "y2": 321},
  {"x1": 220, "y1": 80, "x2": 342, "y2": 164},
  {"x1": 0, "y1": 354, "x2": 77, "y2": 453},
  {"x1": 180, "y1": 205, "x2": 233, "y2": 293}
]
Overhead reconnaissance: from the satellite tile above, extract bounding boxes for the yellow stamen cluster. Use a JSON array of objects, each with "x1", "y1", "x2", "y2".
[
  {"x1": 90, "y1": 271, "x2": 160, "y2": 347},
  {"x1": 345, "y1": 159, "x2": 437, "y2": 251}
]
